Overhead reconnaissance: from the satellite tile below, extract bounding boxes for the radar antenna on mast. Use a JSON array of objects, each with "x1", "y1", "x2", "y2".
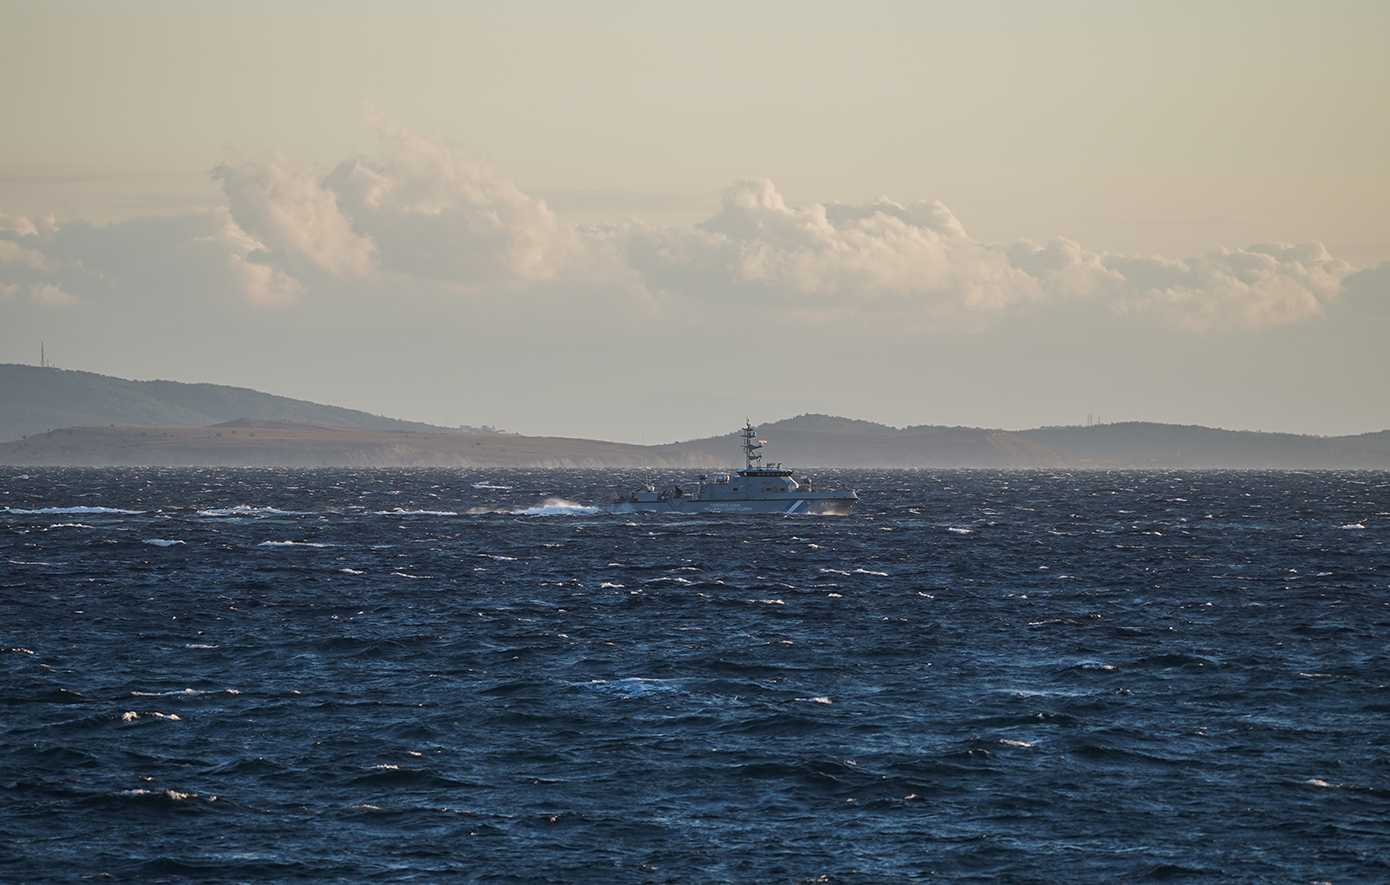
[{"x1": 741, "y1": 420, "x2": 765, "y2": 470}]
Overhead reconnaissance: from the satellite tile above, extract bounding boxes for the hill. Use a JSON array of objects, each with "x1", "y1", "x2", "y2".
[
  {"x1": 4, "y1": 366, "x2": 1389, "y2": 468},
  {"x1": 1015, "y1": 422, "x2": 1390, "y2": 469},
  {"x1": 674, "y1": 415, "x2": 1073, "y2": 468},
  {"x1": 0, "y1": 420, "x2": 722, "y2": 469},
  {"x1": 672, "y1": 415, "x2": 1390, "y2": 469},
  {"x1": 0, "y1": 364, "x2": 465, "y2": 443}
]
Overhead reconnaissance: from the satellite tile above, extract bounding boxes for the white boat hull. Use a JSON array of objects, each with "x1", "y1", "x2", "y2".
[
  {"x1": 610, "y1": 422, "x2": 858, "y2": 515},
  {"x1": 609, "y1": 494, "x2": 856, "y2": 515}
]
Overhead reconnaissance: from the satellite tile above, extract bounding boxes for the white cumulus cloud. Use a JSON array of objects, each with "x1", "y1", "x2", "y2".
[
  {"x1": 0, "y1": 115, "x2": 1360, "y2": 337},
  {"x1": 625, "y1": 179, "x2": 1044, "y2": 328},
  {"x1": 0, "y1": 208, "x2": 302, "y2": 310},
  {"x1": 211, "y1": 109, "x2": 611, "y2": 294},
  {"x1": 621, "y1": 179, "x2": 1354, "y2": 333},
  {"x1": 29, "y1": 282, "x2": 78, "y2": 307},
  {"x1": 0, "y1": 238, "x2": 47, "y2": 269},
  {"x1": 215, "y1": 145, "x2": 377, "y2": 279},
  {"x1": 1101, "y1": 242, "x2": 1351, "y2": 331}
]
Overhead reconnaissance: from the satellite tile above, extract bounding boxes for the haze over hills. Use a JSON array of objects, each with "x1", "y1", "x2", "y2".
[{"x1": 2, "y1": 365, "x2": 1389, "y2": 468}]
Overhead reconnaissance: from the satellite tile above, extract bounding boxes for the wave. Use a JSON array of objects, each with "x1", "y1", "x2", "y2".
[
  {"x1": 576, "y1": 677, "x2": 685, "y2": 698},
  {"x1": 5, "y1": 506, "x2": 144, "y2": 515},
  {"x1": 129, "y1": 688, "x2": 241, "y2": 697},
  {"x1": 120, "y1": 710, "x2": 181, "y2": 722},
  {"x1": 198, "y1": 506, "x2": 303, "y2": 517},
  {"x1": 512, "y1": 498, "x2": 602, "y2": 516}
]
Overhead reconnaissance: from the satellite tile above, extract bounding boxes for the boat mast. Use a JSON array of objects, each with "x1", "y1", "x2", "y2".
[{"x1": 742, "y1": 421, "x2": 763, "y2": 471}]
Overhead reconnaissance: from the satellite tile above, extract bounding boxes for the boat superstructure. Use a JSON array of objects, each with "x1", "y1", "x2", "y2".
[{"x1": 610, "y1": 421, "x2": 858, "y2": 514}]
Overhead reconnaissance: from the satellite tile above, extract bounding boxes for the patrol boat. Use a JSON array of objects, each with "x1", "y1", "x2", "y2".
[{"x1": 610, "y1": 422, "x2": 858, "y2": 514}]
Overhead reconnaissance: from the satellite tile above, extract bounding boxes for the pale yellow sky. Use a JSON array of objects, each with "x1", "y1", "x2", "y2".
[
  {"x1": 4, "y1": 1, "x2": 1387, "y2": 261},
  {"x1": 3, "y1": 1, "x2": 1389, "y2": 439}
]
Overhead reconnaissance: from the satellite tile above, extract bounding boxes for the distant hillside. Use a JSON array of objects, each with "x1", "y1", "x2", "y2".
[
  {"x1": 675, "y1": 415, "x2": 1390, "y2": 469},
  {"x1": 4, "y1": 366, "x2": 1388, "y2": 468},
  {"x1": 0, "y1": 420, "x2": 722, "y2": 469},
  {"x1": 1015, "y1": 422, "x2": 1390, "y2": 469},
  {"x1": 0, "y1": 364, "x2": 460, "y2": 442},
  {"x1": 671, "y1": 415, "x2": 1074, "y2": 468}
]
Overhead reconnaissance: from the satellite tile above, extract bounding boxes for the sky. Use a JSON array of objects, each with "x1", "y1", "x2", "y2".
[{"x1": 2, "y1": 0, "x2": 1388, "y2": 443}]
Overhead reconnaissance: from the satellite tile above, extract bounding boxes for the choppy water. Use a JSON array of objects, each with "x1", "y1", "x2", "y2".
[{"x1": 2, "y1": 468, "x2": 1388, "y2": 883}]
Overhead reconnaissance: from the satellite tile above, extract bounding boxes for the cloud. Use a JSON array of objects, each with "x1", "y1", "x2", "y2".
[
  {"x1": 0, "y1": 114, "x2": 1360, "y2": 337},
  {"x1": 179, "y1": 208, "x2": 304, "y2": 307},
  {"x1": 0, "y1": 213, "x2": 53, "y2": 237},
  {"x1": 1102, "y1": 242, "x2": 1351, "y2": 331},
  {"x1": 0, "y1": 278, "x2": 76, "y2": 307},
  {"x1": 0, "y1": 239, "x2": 48, "y2": 269},
  {"x1": 620, "y1": 180, "x2": 1352, "y2": 333},
  {"x1": 29, "y1": 282, "x2": 78, "y2": 307},
  {"x1": 215, "y1": 145, "x2": 376, "y2": 279},
  {"x1": 626, "y1": 179, "x2": 1045, "y2": 329},
  {"x1": 0, "y1": 207, "x2": 301, "y2": 309},
  {"x1": 210, "y1": 109, "x2": 611, "y2": 294},
  {"x1": 326, "y1": 107, "x2": 603, "y2": 289}
]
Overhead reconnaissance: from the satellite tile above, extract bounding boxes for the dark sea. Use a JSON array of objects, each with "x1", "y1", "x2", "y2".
[{"x1": 2, "y1": 468, "x2": 1388, "y2": 884}]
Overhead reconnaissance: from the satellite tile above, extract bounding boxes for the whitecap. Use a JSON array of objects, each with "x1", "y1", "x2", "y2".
[
  {"x1": 129, "y1": 688, "x2": 208, "y2": 697},
  {"x1": 1339, "y1": 523, "x2": 1366, "y2": 530},
  {"x1": 257, "y1": 541, "x2": 331, "y2": 548},
  {"x1": 199, "y1": 506, "x2": 302, "y2": 518},
  {"x1": 116, "y1": 788, "x2": 208, "y2": 802},
  {"x1": 852, "y1": 568, "x2": 889, "y2": 577},
  {"x1": 121, "y1": 711, "x2": 181, "y2": 722},
  {"x1": 339, "y1": 568, "x2": 365, "y2": 575},
  {"x1": 579, "y1": 677, "x2": 680, "y2": 698},
  {"x1": 6, "y1": 506, "x2": 144, "y2": 515},
  {"x1": 947, "y1": 526, "x2": 973, "y2": 534},
  {"x1": 513, "y1": 498, "x2": 601, "y2": 516},
  {"x1": 375, "y1": 509, "x2": 459, "y2": 516},
  {"x1": 144, "y1": 539, "x2": 184, "y2": 547},
  {"x1": 472, "y1": 482, "x2": 513, "y2": 490}
]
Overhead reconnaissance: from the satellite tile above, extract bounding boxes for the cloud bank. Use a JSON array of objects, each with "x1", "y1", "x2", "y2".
[{"x1": 0, "y1": 116, "x2": 1357, "y2": 336}]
